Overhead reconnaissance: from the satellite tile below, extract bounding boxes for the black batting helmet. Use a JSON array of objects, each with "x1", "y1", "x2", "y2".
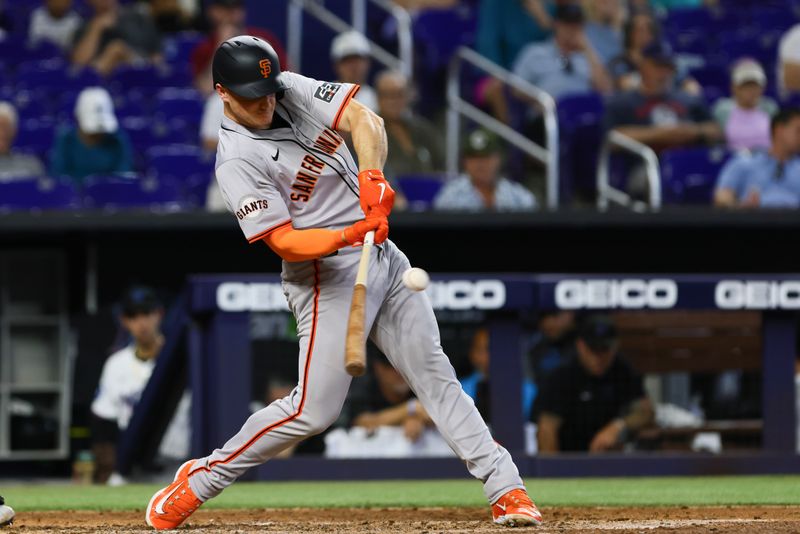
[{"x1": 212, "y1": 35, "x2": 287, "y2": 98}]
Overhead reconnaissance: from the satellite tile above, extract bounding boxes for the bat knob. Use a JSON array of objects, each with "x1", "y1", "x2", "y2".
[{"x1": 346, "y1": 361, "x2": 366, "y2": 377}]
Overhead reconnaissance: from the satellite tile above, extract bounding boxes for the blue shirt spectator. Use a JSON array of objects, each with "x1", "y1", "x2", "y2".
[
  {"x1": 476, "y1": 0, "x2": 553, "y2": 70},
  {"x1": 714, "y1": 109, "x2": 800, "y2": 208},
  {"x1": 433, "y1": 129, "x2": 537, "y2": 212},
  {"x1": 512, "y1": 4, "x2": 611, "y2": 101},
  {"x1": 50, "y1": 87, "x2": 133, "y2": 183},
  {"x1": 583, "y1": 0, "x2": 623, "y2": 65}
]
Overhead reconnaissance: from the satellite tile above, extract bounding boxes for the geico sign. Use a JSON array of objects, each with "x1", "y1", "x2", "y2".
[
  {"x1": 715, "y1": 280, "x2": 800, "y2": 309},
  {"x1": 216, "y1": 282, "x2": 290, "y2": 312},
  {"x1": 555, "y1": 279, "x2": 678, "y2": 309},
  {"x1": 427, "y1": 280, "x2": 506, "y2": 310}
]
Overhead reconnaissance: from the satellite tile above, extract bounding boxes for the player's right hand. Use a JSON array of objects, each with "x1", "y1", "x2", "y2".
[{"x1": 341, "y1": 215, "x2": 389, "y2": 246}]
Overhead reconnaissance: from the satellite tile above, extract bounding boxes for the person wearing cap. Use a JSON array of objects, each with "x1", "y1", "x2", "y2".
[
  {"x1": 49, "y1": 86, "x2": 133, "y2": 183},
  {"x1": 512, "y1": 3, "x2": 612, "y2": 102},
  {"x1": 712, "y1": 59, "x2": 778, "y2": 152},
  {"x1": 91, "y1": 287, "x2": 165, "y2": 484},
  {"x1": 71, "y1": 0, "x2": 163, "y2": 76},
  {"x1": 331, "y1": 31, "x2": 378, "y2": 112},
  {"x1": 433, "y1": 128, "x2": 538, "y2": 211},
  {"x1": 604, "y1": 40, "x2": 721, "y2": 152},
  {"x1": 377, "y1": 69, "x2": 441, "y2": 199},
  {"x1": 0, "y1": 101, "x2": 46, "y2": 181},
  {"x1": 779, "y1": 23, "x2": 800, "y2": 96},
  {"x1": 714, "y1": 108, "x2": 800, "y2": 209},
  {"x1": 190, "y1": 0, "x2": 288, "y2": 96},
  {"x1": 533, "y1": 313, "x2": 654, "y2": 453}
]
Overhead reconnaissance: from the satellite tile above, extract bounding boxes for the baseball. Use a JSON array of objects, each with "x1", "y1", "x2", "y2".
[
  {"x1": 402, "y1": 267, "x2": 430, "y2": 291},
  {"x1": 0, "y1": 504, "x2": 14, "y2": 527}
]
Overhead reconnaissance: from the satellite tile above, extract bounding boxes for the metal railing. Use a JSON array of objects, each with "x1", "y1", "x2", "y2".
[
  {"x1": 596, "y1": 130, "x2": 662, "y2": 212},
  {"x1": 446, "y1": 47, "x2": 559, "y2": 209},
  {"x1": 287, "y1": 0, "x2": 413, "y2": 79}
]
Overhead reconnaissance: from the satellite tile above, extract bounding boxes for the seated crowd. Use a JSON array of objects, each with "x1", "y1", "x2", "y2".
[{"x1": 1, "y1": 0, "x2": 800, "y2": 211}]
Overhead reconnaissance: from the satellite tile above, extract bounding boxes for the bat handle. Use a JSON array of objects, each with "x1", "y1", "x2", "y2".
[{"x1": 345, "y1": 230, "x2": 375, "y2": 377}]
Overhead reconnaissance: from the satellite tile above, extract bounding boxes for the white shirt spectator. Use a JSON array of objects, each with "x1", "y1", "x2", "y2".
[
  {"x1": 433, "y1": 175, "x2": 537, "y2": 211},
  {"x1": 200, "y1": 94, "x2": 224, "y2": 149},
  {"x1": 91, "y1": 345, "x2": 156, "y2": 430},
  {"x1": 28, "y1": 5, "x2": 82, "y2": 51}
]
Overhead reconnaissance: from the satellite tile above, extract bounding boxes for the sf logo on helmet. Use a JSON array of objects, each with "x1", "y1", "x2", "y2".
[{"x1": 259, "y1": 59, "x2": 271, "y2": 78}]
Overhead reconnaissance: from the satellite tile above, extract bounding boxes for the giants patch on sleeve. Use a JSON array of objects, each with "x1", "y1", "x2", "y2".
[
  {"x1": 314, "y1": 82, "x2": 342, "y2": 103},
  {"x1": 236, "y1": 196, "x2": 269, "y2": 220}
]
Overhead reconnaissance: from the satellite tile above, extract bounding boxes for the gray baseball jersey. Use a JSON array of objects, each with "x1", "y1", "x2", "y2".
[{"x1": 188, "y1": 72, "x2": 525, "y2": 505}]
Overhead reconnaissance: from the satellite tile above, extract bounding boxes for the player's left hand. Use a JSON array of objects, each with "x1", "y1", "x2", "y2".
[{"x1": 358, "y1": 169, "x2": 395, "y2": 217}]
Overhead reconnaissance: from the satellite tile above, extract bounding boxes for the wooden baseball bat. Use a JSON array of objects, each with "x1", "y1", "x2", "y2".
[{"x1": 344, "y1": 230, "x2": 375, "y2": 376}]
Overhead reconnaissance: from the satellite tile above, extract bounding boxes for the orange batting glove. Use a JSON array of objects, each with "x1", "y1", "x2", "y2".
[
  {"x1": 358, "y1": 169, "x2": 395, "y2": 217},
  {"x1": 341, "y1": 214, "x2": 389, "y2": 246}
]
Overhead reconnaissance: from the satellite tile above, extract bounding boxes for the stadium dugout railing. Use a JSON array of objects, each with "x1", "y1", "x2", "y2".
[
  {"x1": 446, "y1": 47, "x2": 560, "y2": 210},
  {"x1": 287, "y1": 0, "x2": 413, "y2": 79},
  {"x1": 597, "y1": 130, "x2": 662, "y2": 212}
]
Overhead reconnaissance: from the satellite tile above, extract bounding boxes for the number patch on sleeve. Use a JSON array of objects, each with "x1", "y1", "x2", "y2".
[{"x1": 314, "y1": 82, "x2": 342, "y2": 103}]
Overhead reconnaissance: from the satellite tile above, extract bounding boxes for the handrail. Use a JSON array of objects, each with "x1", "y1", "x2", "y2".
[
  {"x1": 287, "y1": 0, "x2": 413, "y2": 79},
  {"x1": 596, "y1": 130, "x2": 661, "y2": 212},
  {"x1": 446, "y1": 47, "x2": 559, "y2": 210}
]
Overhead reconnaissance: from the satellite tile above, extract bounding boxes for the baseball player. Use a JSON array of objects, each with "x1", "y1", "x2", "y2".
[{"x1": 145, "y1": 36, "x2": 542, "y2": 529}]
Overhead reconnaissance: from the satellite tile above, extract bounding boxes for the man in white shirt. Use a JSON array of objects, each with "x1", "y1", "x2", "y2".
[
  {"x1": 91, "y1": 287, "x2": 164, "y2": 484},
  {"x1": 28, "y1": 0, "x2": 82, "y2": 52}
]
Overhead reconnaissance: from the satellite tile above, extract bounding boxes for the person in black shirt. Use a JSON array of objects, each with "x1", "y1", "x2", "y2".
[{"x1": 533, "y1": 313, "x2": 654, "y2": 453}]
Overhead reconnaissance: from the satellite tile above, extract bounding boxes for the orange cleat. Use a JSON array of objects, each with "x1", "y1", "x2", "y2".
[
  {"x1": 146, "y1": 460, "x2": 204, "y2": 530},
  {"x1": 492, "y1": 488, "x2": 543, "y2": 527}
]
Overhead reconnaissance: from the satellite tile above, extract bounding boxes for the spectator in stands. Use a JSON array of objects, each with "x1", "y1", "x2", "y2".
[
  {"x1": 0, "y1": 102, "x2": 46, "y2": 180},
  {"x1": 331, "y1": 31, "x2": 378, "y2": 112},
  {"x1": 461, "y1": 326, "x2": 537, "y2": 423},
  {"x1": 28, "y1": 0, "x2": 83, "y2": 52},
  {"x1": 513, "y1": 4, "x2": 612, "y2": 102},
  {"x1": 527, "y1": 311, "x2": 577, "y2": 384},
  {"x1": 477, "y1": 0, "x2": 553, "y2": 70},
  {"x1": 779, "y1": 24, "x2": 800, "y2": 96},
  {"x1": 607, "y1": 11, "x2": 658, "y2": 92},
  {"x1": 148, "y1": 0, "x2": 193, "y2": 34},
  {"x1": 533, "y1": 313, "x2": 654, "y2": 453},
  {"x1": 71, "y1": 0, "x2": 164, "y2": 76},
  {"x1": 629, "y1": 0, "x2": 717, "y2": 12},
  {"x1": 91, "y1": 287, "x2": 164, "y2": 484},
  {"x1": 377, "y1": 70, "x2": 440, "y2": 197},
  {"x1": 712, "y1": 59, "x2": 778, "y2": 152},
  {"x1": 50, "y1": 87, "x2": 133, "y2": 183},
  {"x1": 714, "y1": 109, "x2": 800, "y2": 209},
  {"x1": 582, "y1": 0, "x2": 624, "y2": 65},
  {"x1": 200, "y1": 94, "x2": 223, "y2": 153},
  {"x1": 604, "y1": 41, "x2": 721, "y2": 152},
  {"x1": 190, "y1": 0, "x2": 287, "y2": 96},
  {"x1": 433, "y1": 128, "x2": 537, "y2": 211}
]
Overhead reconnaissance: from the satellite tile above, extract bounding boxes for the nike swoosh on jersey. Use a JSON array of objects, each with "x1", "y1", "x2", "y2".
[
  {"x1": 154, "y1": 485, "x2": 182, "y2": 515},
  {"x1": 271, "y1": 148, "x2": 280, "y2": 161}
]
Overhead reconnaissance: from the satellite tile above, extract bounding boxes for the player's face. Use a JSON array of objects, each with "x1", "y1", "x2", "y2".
[
  {"x1": 220, "y1": 88, "x2": 277, "y2": 130},
  {"x1": 122, "y1": 311, "x2": 163, "y2": 346},
  {"x1": 577, "y1": 339, "x2": 617, "y2": 377}
]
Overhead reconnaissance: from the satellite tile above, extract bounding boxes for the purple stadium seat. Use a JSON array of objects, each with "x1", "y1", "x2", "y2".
[
  {"x1": 413, "y1": 7, "x2": 477, "y2": 70},
  {"x1": 688, "y1": 66, "x2": 729, "y2": 94},
  {"x1": 14, "y1": 119, "x2": 57, "y2": 157},
  {"x1": 659, "y1": 147, "x2": 732, "y2": 204},
  {"x1": 155, "y1": 88, "x2": 204, "y2": 124},
  {"x1": 396, "y1": 174, "x2": 445, "y2": 211},
  {"x1": 146, "y1": 144, "x2": 215, "y2": 207},
  {"x1": 664, "y1": 8, "x2": 713, "y2": 33},
  {"x1": 0, "y1": 178, "x2": 79, "y2": 211},
  {"x1": 557, "y1": 93, "x2": 605, "y2": 202},
  {"x1": 164, "y1": 32, "x2": 205, "y2": 64},
  {"x1": 82, "y1": 174, "x2": 184, "y2": 210}
]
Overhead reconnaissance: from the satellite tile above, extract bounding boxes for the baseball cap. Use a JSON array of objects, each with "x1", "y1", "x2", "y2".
[
  {"x1": 330, "y1": 31, "x2": 370, "y2": 61},
  {"x1": 462, "y1": 128, "x2": 500, "y2": 157},
  {"x1": 121, "y1": 286, "x2": 161, "y2": 317},
  {"x1": 553, "y1": 3, "x2": 585, "y2": 24},
  {"x1": 577, "y1": 313, "x2": 618, "y2": 352},
  {"x1": 731, "y1": 59, "x2": 767, "y2": 87},
  {"x1": 642, "y1": 41, "x2": 676, "y2": 68},
  {"x1": 75, "y1": 87, "x2": 118, "y2": 135}
]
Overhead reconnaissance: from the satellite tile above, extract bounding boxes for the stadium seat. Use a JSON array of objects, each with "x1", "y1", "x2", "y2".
[
  {"x1": 396, "y1": 174, "x2": 445, "y2": 211},
  {"x1": 164, "y1": 32, "x2": 205, "y2": 65},
  {"x1": 14, "y1": 119, "x2": 57, "y2": 157},
  {"x1": 155, "y1": 88, "x2": 204, "y2": 125},
  {"x1": 659, "y1": 147, "x2": 732, "y2": 204},
  {"x1": 0, "y1": 178, "x2": 79, "y2": 211},
  {"x1": 557, "y1": 93, "x2": 605, "y2": 202},
  {"x1": 146, "y1": 145, "x2": 215, "y2": 207},
  {"x1": 83, "y1": 174, "x2": 184, "y2": 210}
]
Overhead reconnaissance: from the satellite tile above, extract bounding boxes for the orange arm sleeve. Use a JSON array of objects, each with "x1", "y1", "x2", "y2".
[{"x1": 262, "y1": 224, "x2": 345, "y2": 262}]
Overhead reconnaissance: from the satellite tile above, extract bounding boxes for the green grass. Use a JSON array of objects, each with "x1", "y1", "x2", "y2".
[{"x1": 3, "y1": 476, "x2": 800, "y2": 512}]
